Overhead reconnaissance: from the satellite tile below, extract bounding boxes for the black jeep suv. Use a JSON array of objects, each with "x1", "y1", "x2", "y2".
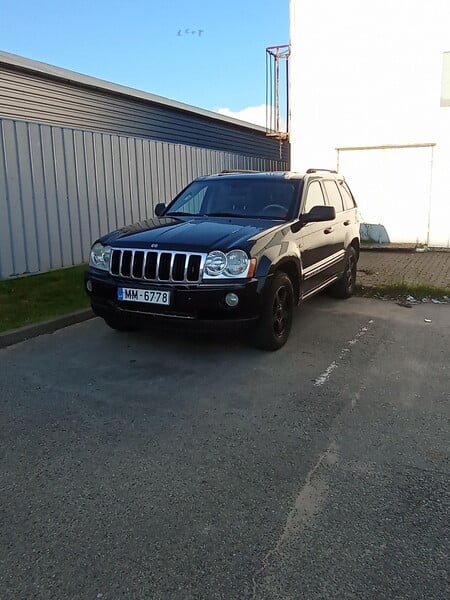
[{"x1": 85, "y1": 170, "x2": 359, "y2": 350}]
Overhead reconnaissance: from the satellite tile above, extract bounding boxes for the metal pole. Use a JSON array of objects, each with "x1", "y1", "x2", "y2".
[
  {"x1": 269, "y1": 51, "x2": 273, "y2": 131},
  {"x1": 275, "y1": 51, "x2": 280, "y2": 133},
  {"x1": 285, "y1": 50, "x2": 290, "y2": 135},
  {"x1": 265, "y1": 51, "x2": 268, "y2": 133},
  {"x1": 426, "y1": 145, "x2": 435, "y2": 247}
]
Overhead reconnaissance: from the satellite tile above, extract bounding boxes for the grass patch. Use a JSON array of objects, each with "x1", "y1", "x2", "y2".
[
  {"x1": 355, "y1": 282, "x2": 450, "y2": 300},
  {"x1": 0, "y1": 265, "x2": 89, "y2": 333}
]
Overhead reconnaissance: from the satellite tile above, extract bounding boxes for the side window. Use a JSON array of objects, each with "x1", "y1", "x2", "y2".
[
  {"x1": 303, "y1": 181, "x2": 326, "y2": 213},
  {"x1": 338, "y1": 181, "x2": 356, "y2": 210},
  {"x1": 323, "y1": 180, "x2": 344, "y2": 213}
]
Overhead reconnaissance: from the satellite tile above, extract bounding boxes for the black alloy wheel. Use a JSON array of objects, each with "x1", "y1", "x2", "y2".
[
  {"x1": 273, "y1": 284, "x2": 290, "y2": 338},
  {"x1": 253, "y1": 272, "x2": 294, "y2": 351},
  {"x1": 328, "y1": 246, "x2": 357, "y2": 299}
]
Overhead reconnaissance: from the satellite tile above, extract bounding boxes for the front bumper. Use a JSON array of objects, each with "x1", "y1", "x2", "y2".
[{"x1": 85, "y1": 268, "x2": 265, "y2": 329}]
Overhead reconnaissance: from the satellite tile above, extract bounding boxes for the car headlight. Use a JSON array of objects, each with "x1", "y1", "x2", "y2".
[
  {"x1": 89, "y1": 242, "x2": 112, "y2": 271},
  {"x1": 204, "y1": 249, "x2": 254, "y2": 279},
  {"x1": 224, "y1": 250, "x2": 249, "y2": 276},
  {"x1": 204, "y1": 251, "x2": 227, "y2": 276}
]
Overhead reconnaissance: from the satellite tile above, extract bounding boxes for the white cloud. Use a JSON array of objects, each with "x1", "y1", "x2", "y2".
[
  {"x1": 216, "y1": 104, "x2": 287, "y2": 131},
  {"x1": 216, "y1": 104, "x2": 266, "y2": 127}
]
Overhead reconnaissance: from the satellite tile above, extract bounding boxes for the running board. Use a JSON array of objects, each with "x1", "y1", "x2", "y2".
[{"x1": 301, "y1": 275, "x2": 340, "y2": 300}]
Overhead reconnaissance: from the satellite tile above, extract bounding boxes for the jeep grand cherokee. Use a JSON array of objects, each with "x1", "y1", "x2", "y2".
[{"x1": 85, "y1": 170, "x2": 360, "y2": 350}]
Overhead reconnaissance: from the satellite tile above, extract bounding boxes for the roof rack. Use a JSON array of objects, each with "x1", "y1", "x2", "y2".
[
  {"x1": 306, "y1": 168, "x2": 338, "y2": 174},
  {"x1": 219, "y1": 169, "x2": 261, "y2": 175}
]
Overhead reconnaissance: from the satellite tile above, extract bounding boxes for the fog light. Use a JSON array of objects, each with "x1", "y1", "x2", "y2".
[
  {"x1": 86, "y1": 279, "x2": 93, "y2": 292},
  {"x1": 225, "y1": 292, "x2": 239, "y2": 307}
]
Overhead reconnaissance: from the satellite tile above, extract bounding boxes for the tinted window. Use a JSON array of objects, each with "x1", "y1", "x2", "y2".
[
  {"x1": 166, "y1": 178, "x2": 301, "y2": 220},
  {"x1": 338, "y1": 181, "x2": 356, "y2": 210},
  {"x1": 323, "y1": 180, "x2": 344, "y2": 213},
  {"x1": 303, "y1": 181, "x2": 326, "y2": 213}
]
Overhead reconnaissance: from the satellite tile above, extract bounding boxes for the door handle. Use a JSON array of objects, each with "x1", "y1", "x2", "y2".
[
  {"x1": 324, "y1": 227, "x2": 333, "y2": 234},
  {"x1": 343, "y1": 220, "x2": 351, "y2": 226}
]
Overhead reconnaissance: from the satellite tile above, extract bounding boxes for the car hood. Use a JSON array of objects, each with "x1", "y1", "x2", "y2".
[{"x1": 99, "y1": 216, "x2": 282, "y2": 253}]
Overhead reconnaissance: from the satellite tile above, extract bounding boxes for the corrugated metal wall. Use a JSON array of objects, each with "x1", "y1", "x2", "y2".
[
  {"x1": 0, "y1": 118, "x2": 287, "y2": 279},
  {"x1": 0, "y1": 64, "x2": 288, "y2": 162}
]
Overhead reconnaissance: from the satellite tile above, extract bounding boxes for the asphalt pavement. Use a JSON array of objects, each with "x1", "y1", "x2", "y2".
[{"x1": 0, "y1": 297, "x2": 448, "y2": 599}]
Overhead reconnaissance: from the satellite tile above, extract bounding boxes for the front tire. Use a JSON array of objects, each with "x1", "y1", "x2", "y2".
[
  {"x1": 252, "y1": 272, "x2": 294, "y2": 351},
  {"x1": 328, "y1": 246, "x2": 357, "y2": 299}
]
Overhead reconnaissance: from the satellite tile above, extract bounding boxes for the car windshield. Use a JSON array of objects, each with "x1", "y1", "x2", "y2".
[{"x1": 165, "y1": 177, "x2": 302, "y2": 220}]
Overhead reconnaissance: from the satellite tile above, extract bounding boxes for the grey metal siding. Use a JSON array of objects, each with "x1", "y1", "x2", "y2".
[
  {"x1": 0, "y1": 117, "x2": 287, "y2": 279},
  {"x1": 0, "y1": 66, "x2": 289, "y2": 162}
]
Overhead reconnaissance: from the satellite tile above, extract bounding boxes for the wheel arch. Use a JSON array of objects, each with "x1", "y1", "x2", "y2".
[
  {"x1": 350, "y1": 237, "x2": 360, "y2": 259},
  {"x1": 270, "y1": 257, "x2": 302, "y2": 304}
]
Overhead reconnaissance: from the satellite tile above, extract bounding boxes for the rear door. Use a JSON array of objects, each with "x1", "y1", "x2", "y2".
[{"x1": 337, "y1": 180, "x2": 359, "y2": 233}]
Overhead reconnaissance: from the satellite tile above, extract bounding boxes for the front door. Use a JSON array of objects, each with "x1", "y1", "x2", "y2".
[{"x1": 297, "y1": 180, "x2": 336, "y2": 295}]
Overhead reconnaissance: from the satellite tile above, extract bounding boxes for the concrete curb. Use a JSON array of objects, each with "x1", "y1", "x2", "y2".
[
  {"x1": 0, "y1": 308, "x2": 95, "y2": 349},
  {"x1": 360, "y1": 244, "x2": 417, "y2": 253},
  {"x1": 361, "y1": 245, "x2": 450, "y2": 253}
]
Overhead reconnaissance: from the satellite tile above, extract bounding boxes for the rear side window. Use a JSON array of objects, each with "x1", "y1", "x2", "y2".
[
  {"x1": 338, "y1": 181, "x2": 356, "y2": 210},
  {"x1": 323, "y1": 180, "x2": 344, "y2": 213},
  {"x1": 303, "y1": 181, "x2": 326, "y2": 213}
]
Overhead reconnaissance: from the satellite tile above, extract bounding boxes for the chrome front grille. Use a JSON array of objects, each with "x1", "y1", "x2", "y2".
[{"x1": 110, "y1": 249, "x2": 205, "y2": 283}]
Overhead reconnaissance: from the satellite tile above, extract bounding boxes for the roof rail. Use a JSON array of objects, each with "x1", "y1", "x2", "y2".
[
  {"x1": 219, "y1": 169, "x2": 261, "y2": 174},
  {"x1": 306, "y1": 168, "x2": 338, "y2": 174}
]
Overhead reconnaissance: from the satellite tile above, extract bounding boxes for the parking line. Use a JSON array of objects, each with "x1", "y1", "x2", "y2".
[{"x1": 314, "y1": 320, "x2": 374, "y2": 387}]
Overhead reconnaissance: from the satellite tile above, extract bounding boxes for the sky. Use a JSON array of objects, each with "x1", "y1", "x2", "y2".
[{"x1": 0, "y1": 0, "x2": 289, "y2": 125}]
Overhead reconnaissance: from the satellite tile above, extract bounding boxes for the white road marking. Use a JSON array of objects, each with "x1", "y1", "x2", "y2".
[
  {"x1": 251, "y1": 442, "x2": 339, "y2": 597},
  {"x1": 314, "y1": 361, "x2": 338, "y2": 386},
  {"x1": 314, "y1": 320, "x2": 373, "y2": 387}
]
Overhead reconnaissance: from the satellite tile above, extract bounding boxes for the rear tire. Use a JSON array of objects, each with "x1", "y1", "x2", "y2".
[
  {"x1": 328, "y1": 246, "x2": 357, "y2": 299},
  {"x1": 252, "y1": 272, "x2": 294, "y2": 351}
]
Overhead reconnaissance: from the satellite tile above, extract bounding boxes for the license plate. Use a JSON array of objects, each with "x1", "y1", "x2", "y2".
[{"x1": 117, "y1": 287, "x2": 171, "y2": 305}]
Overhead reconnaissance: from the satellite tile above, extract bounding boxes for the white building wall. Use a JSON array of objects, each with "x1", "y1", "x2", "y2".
[{"x1": 289, "y1": 0, "x2": 450, "y2": 246}]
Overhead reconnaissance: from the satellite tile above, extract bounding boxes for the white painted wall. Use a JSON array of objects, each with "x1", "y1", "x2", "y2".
[
  {"x1": 442, "y1": 51, "x2": 450, "y2": 106},
  {"x1": 337, "y1": 145, "x2": 434, "y2": 244},
  {"x1": 289, "y1": 0, "x2": 450, "y2": 246}
]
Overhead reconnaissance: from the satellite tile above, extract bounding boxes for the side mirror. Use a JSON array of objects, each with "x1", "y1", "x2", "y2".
[
  {"x1": 154, "y1": 203, "x2": 166, "y2": 217},
  {"x1": 300, "y1": 205, "x2": 336, "y2": 224}
]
